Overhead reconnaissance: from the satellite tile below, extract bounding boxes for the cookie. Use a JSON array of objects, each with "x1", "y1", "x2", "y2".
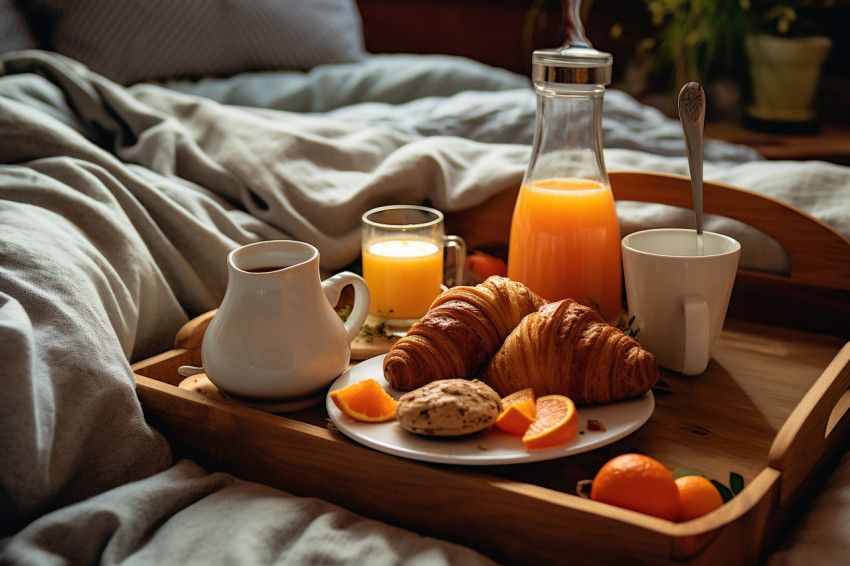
[{"x1": 395, "y1": 379, "x2": 502, "y2": 436}]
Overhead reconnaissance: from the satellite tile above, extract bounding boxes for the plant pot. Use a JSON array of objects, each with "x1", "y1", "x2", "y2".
[{"x1": 744, "y1": 34, "x2": 832, "y2": 132}]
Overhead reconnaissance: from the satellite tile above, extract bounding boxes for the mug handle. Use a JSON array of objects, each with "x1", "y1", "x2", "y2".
[
  {"x1": 445, "y1": 235, "x2": 467, "y2": 287},
  {"x1": 681, "y1": 294, "x2": 710, "y2": 376},
  {"x1": 322, "y1": 271, "x2": 371, "y2": 343}
]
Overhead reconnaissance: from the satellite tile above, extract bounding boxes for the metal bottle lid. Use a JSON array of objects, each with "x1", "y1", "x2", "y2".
[{"x1": 531, "y1": 45, "x2": 612, "y2": 85}]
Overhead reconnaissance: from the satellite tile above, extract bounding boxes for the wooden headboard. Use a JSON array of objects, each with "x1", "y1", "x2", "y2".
[{"x1": 355, "y1": 0, "x2": 577, "y2": 76}]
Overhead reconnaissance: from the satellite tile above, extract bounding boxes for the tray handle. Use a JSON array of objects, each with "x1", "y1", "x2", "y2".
[
  {"x1": 769, "y1": 342, "x2": 850, "y2": 506},
  {"x1": 174, "y1": 310, "x2": 217, "y2": 351}
]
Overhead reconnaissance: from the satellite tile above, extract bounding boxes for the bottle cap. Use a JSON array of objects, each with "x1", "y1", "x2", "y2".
[{"x1": 531, "y1": 45, "x2": 613, "y2": 85}]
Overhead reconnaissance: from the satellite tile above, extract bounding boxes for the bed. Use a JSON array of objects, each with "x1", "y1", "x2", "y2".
[{"x1": 2, "y1": 1, "x2": 849, "y2": 564}]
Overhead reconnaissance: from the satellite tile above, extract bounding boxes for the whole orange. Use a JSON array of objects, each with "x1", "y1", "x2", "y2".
[
  {"x1": 675, "y1": 475, "x2": 724, "y2": 522},
  {"x1": 590, "y1": 454, "x2": 679, "y2": 521}
]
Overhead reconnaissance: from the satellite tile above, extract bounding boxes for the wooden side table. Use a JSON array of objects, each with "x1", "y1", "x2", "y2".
[{"x1": 705, "y1": 122, "x2": 850, "y2": 165}]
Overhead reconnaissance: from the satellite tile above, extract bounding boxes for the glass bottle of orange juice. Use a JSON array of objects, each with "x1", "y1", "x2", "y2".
[{"x1": 507, "y1": 33, "x2": 621, "y2": 322}]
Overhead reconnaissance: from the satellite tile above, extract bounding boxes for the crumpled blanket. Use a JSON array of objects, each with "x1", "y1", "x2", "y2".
[
  {"x1": 1, "y1": 49, "x2": 848, "y2": 565},
  {"x1": 2, "y1": 459, "x2": 495, "y2": 565},
  {"x1": 0, "y1": 50, "x2": 507, "y2": 563}
]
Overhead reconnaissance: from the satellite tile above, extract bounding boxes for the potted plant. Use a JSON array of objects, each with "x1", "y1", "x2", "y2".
[
  {"x1": 641, "y1": 0, "x2": 834, "y2": 130},
  {"x1": 641, "y1": 0, "x2": 750, "y2": 118},
  {"x1": 744, "y1": 0, "x2": 833, "y2": 131}
]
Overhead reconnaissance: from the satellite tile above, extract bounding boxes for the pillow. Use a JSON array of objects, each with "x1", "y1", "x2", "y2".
[
  {"x1": 0, "y1": 0, "x2": 37, "y2": 53},
  {"x1": 20, "y1": 0, "x2": 367, "y2": 85}
]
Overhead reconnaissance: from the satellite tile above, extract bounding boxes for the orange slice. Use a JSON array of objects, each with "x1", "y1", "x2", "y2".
[
  {"x1": 522, "y1": 395, "x2": 578, "y2": 450},
  {"x1": 330, "y1": 378, "x2": 398, "y2": 422},
  {"x1": 495, "y1": 388, "x2": 537, "y2": 436}
]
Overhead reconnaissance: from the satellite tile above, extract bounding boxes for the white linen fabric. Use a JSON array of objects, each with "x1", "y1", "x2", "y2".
[{"x1": 0, "y1": 49, "x2": 848, "y2": 565}]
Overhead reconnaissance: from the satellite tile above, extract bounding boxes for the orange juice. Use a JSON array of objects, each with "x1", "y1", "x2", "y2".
[
  {"x1": 362, "y1": 238, "x2": 443, "y2": 319},
  {"x1": 507, "y1": 178, "x2": 621, "y2": 321}
]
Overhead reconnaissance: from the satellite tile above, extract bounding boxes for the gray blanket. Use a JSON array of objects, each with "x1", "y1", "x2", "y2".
[
  {"x1": 1, "y1": 50, "x2": 849, "y2": 565},
  {"x1": 0, "y1": 51, "x2": 502, "y2": 564}
]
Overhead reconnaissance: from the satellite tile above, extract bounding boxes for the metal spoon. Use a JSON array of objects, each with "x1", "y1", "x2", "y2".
[{"x1": 679, "y1": 82, "x2": 706, "y2": 255}]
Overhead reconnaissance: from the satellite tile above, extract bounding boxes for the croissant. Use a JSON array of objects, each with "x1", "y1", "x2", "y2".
[
  {"x1": 482, "y1": 298, "x2": 659, "y2": 404},
  {"x1": 383, "y1": 276, "x2": 547, "y2": 391}
]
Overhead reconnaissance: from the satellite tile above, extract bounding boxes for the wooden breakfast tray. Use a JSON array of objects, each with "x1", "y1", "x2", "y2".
[
  {"x1": 133, "y1": 312, "x2": 850, "y2": 565},
  {"x1": 133, "y1": 172, "x2": 850, "y2": 564}
]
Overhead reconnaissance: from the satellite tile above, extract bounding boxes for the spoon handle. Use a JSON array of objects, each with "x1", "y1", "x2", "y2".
[{"x1": 679, "y1": 82, "x2": 706, "y2": 239}]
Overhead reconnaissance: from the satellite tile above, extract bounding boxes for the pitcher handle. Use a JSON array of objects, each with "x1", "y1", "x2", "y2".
[{"x1": 322, "y1": 271, "x2": 371, "y2": 343}]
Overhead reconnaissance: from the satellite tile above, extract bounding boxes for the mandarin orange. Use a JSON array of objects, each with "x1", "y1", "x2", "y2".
[
  {"x1": 590, "y1": 454, "x2": 679, "y2": 521},
  {"x1": 522, "y1": 395, "x2": 578, "y2": 450},
  {"x1": 330, "y1": 378, "x2": 398, "y2": 422},
  {"x1": 675, "y1": 475, "x2": 724, "y2": 522}
]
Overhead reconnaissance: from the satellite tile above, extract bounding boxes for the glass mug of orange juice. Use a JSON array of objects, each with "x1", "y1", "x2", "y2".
[{"x1": 361, "y1": 205, "x2": 466, "y2": 321}]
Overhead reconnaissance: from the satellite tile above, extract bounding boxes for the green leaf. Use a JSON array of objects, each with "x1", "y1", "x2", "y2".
[
  {"x1": 730, "y1": 472, "x2": 745, "y2": 495},
  {"x1": 672, "y1": 468, "x2": 704, "y2": 479},
  {"x1": 711, "y1": 480, "x2": 735, "y2": 503}
]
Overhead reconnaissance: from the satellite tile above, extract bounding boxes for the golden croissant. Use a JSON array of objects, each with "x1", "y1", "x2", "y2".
[
  {"x1": 482, "y1": 298, "x2": 659, "y2": 404},
  {"x1": 383, "y1": 276, "x2": 547, "y2": 391}
]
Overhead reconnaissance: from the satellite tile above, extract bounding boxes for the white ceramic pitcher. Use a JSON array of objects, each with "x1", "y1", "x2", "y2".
[{"x1": 191, "y1": 240, "x2": 369, "y2": 409}]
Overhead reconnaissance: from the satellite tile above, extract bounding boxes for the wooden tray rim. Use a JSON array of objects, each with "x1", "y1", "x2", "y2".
[{"x1": 132, "y1": 319, "x2": 850, "y2": 565}]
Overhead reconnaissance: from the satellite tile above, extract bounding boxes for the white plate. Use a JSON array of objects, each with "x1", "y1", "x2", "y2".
[{"x1": 326, "y1": 355, "x2": 655, "y2": 466}]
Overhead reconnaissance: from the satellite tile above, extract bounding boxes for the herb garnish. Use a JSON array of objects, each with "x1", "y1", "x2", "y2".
[
  {"x1": 612, "y1": 313, "x2": 640, "y2": 338},
  {"x1": 336, "y1": 305, "x2": 352, "y2": 322},
  {"x1": 358, "y1": 320, "x2": 393, "y2": 343},
  {"x1": 336, "y1": 305, "x2": 395, "y2": 342}
]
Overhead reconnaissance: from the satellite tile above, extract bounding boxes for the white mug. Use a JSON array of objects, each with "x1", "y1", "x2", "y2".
[{"x1": 621, "y1": 229, "x2": 741, "y2": 375}]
